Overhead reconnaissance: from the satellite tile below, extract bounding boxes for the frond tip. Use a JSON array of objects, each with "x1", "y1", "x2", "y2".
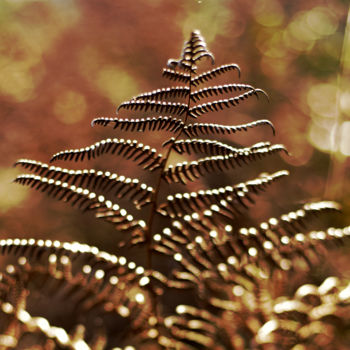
[{"x1": 167, "y1": 30, "x2": 215, "y2": 72}]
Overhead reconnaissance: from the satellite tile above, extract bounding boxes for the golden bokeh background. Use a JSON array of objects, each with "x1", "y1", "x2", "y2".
[{"x1": 0, "y1": 0, "x2": 349, "y2": 259}]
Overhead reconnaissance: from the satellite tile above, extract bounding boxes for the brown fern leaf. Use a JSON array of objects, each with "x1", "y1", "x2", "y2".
[
  {"x1": 162, "y1": 144, "x2": 287, "y2": 184},
  {"x1": 14, "y1": 174, "x2": 143, "y2": 230},
  {"x1": 189, "y1": 89, "x2": 267, "y2": 118},
  {"x1": 0, "y1": 300, "x2": 91, "y2": 350},
  {"x1": 190, "y1": 83, "x2": 255, "y2": 102},
  {"x1": 132, "y1": 86, "x2": 190, "y2": 101},
  {"x1": 91, "y1": 116, "x2": 184, "y2": 133},
  {"x1": 172, "y1": 139, "x2": 276, "y2": 156},
  {"x1": 159, "y1": 305, "x2": 232, "y2": 349},
  {"x1": 0, "y1": 238, "x2": 145, "y2": 276},
  {"x1": 260, "y1": 201, "x2": 341, "y2": 240},
  {"x1": 183, "y1": 119, "x2": 275, "y2": 137},
  {"x1": 117, "y1": 99, "x2": 188, "y2": 116},
  {"x1": 0, "y1": 238, "x2": 154, "y2": 348},
  {"x1": 154, "y1": 218, "x2": 260, "y2": 286},
  {"x1": 256, "y1": 276, "x2": 350, "y2": 348},
  {"x1": 14, "y1": 159, "x2": 154, "y2": 208},
  {"x1": 191, "y1": 63, "x2": 241, "y2": 86},
  {"x1": 157, "y1": 171, "x2": 289, "y2": 218},
  {"x1": 162, "y1": 68, "x2": 191, "y2": 83},
  {"x1": 51, "y1": 138, "x2": 165, "y2": 171}
]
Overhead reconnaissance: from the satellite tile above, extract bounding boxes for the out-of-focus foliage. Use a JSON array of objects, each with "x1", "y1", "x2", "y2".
[{"x1": 1, "y1": 0, "x2": 349, "y2": 259}]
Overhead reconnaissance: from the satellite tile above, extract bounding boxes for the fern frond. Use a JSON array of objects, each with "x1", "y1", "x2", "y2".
[
  {"x1": 189, "y1": 89, "x2": 266, "y2": 118},
  {"x1": 14, "y1": 160, "x2": 154, "y2": 208},
  {"x1": 191, "y1": 64, "x2": 241, "y2": 86},
  {"x1": 162, "y1": 68, "x2": 191, "y2": 83},
  {"x1": 190, "y1": 83, "x2": 255, "y2": 102},
  {"x1": 51, "y1": 138, "x2": 165, "y2": 171},
  {"x1": 157, "y1": 171, "x2": 289, "y2": 218},
  {"x1": 261, "y1": 201, "x2": 341, "y2": 240},
  {"x1": 0, "y1": 238, "x2": 145, "y2": 276},
  {"x1": 160, "y1": 305, "x2": 225, "y2": 349},
  {"x1": 155, "y1": 219, "x2": 260, "y2": 286},
  {"x1": 0, "y1": 300, "x2": 91, "y2": 350},
  {"x1": 278, "y1": 201, "x2": 341, "y2": 234},
  {"x1": 14, "y1": 174, "x2": 142, "y2": 230},
  {"x1": 117, "y1": 99, "x2": 188, "y2": 116},
  {"x1": 183, "y1": 119, "x2": 275, "y2": 137},
  {"x1": 172, "y1": 139, "x2": 276, "y2": 157},
  {"x1": 162, "y1": 144, "x2": 287, "y2": 183},
  {"x1": 132, "y1": 86, "x2": 190, "y2": 101},
  {"x1": 92, "y1": 116, "x2": 185, "y2": 133},
  {"x1": 0, "y1": 238, "x2": 154, "y2": 347},
  {"x1": 257, "y1": 276, "x2": 350, "y2": 348}
]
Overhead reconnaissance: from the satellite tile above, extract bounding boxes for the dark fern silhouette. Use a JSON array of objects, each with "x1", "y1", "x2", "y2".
[{"x1": 3, "y1": 31, "x2": 350, "y2": 349}]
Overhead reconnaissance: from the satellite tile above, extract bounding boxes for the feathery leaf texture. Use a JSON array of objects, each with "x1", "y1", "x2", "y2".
[
  {"x1": 191, "y1": 63, "x2": 241, "y2": 86},
  {"x1": 190, "y1": 83, "x2": 255, "y2": 102},
  {"x1": 162, "y1": 143, "x2": 287, "y2": 184},
  {"x1": 189, "y1": 89, "x2": 266, "y2": 118},
  {"x1": 167, "y1": 30, "x2": 214, "y2": 73},
  {"x1": 4, "y1": 30, "x2": 349, "y2": 349},
  {"x1": 14, "y1": 174, "x2": 145, "y2": 231},
  {"x1": 51, "y1": 138, "x2": 166, "y2": 171},
  {"x1": 162, "y1": 68, "x2": 191, "y2": 83},
  {"x1": 117, "y1": 99, "x2": 188, "y2": 116},
  {"x1": 132, "y1": 86, "x2": 190, "y2": 101},
  {"x1": 157, "y1": 170, "x2": 289, "y2": 218},
  {"x1": 183, "y1": 119, "x2": 275, "y2": 137},
  {"x1": 92, "y1": 116, "x2": 184, "y2": 133},
  {"x1": 14, "y1": 159, "x2": 154, "y2": 207}
]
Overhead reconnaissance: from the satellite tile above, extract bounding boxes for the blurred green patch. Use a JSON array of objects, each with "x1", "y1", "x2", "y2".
[
  {"x1": 54, "y1": 90, "x2": 87, "y2": 124},
  {"x1": 179, "y1": 0, "x2": 231, "y2": 44},
  {"x1": 96, "y1": 66, "x2": 139, "y2": 104},
  {"x1": 0, "y1": 168, "x2": 28, "y2": 213}
]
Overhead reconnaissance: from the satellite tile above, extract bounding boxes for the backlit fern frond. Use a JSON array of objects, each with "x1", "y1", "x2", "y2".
[
  {"x1": 117, "y1": 99, "x2": 188, "y2": 116},
  {"x1": 190, "y1": 83, "x2": 255, "y2": 102},
  {"x1": 6, "y1": 30, "x2": 349, "y2": 349},
  {"x1": 256, "y1": 274, "x2": 350, "y2": 348},
  {"x1": 162, "y1": 69, "x2": 191, "y2": 83},
  {"x1": 51, "y1": 138, "x2": 165, "y2": 171},
  {"x1": 92, "y1": 116, "x2": 184, "y2": 133},
  {"x1": 14, "y1": 159, "x2": 154, "y2": 208},
  {"x1": 132, "y1": 86, "x2": 190, "y2": 101},
  {"x1": 0, "y1": 238, "x2": 155, "y2": 348},
  {"x1": 182, "y1": 119, "x2": 275, "y2": 137},
  {"x1": 14, "y1": 175, "x2": 144, "y2": 231},
  {"x1": 162, "y1": 144, "x2": 287, "y2": 184},
  {"x1": 188, "y1": 89, "x2": 266, "y2": 118},
  {"x1": 157, "y1": 170, "x2": 289, "y2": 218},
  {"x1": 191, "y1": 63, "x2": 241, "y2": 86}
]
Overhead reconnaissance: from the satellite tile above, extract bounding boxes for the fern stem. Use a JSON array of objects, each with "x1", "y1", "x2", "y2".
[{"x1": 144, "y1": 73, "x2": 193, "y2": 270}]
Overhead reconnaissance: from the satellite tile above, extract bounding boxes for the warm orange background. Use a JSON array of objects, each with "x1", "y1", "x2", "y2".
[{"x1": 0, "y1": 0, "x2": 349, "y2": 268}]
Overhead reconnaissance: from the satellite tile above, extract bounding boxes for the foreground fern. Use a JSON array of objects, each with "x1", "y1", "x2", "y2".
[{"x1": 3, "y1": 31, "x2": 349, "y2": 349}]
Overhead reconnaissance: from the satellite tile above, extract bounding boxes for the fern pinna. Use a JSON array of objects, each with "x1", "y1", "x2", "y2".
[{"x1": 3, "y1": 31, "x2": 349, "y2": 349}]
